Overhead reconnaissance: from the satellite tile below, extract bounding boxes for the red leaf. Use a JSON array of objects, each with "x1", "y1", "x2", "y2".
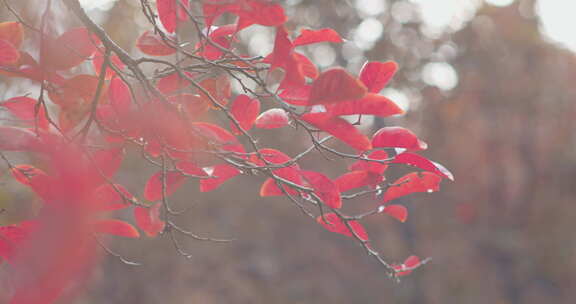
[
  {"x1": 308, "y1": 68, "x2": 367, "y2": 105},
  {"x1": 236, "y1": 1, "x2": 287, "y2": 30},
  {"x1": 381, "y1": 204, "x2": 408, "y2": 222},
  {"x1": 108, "y1": 77, "x2": 132, "y2": 116},
  {"x1": 382, "y1": 172, "x2": 442, "y2": 203},
  {"x1": 192, "y1": 122, "x2": 244, "y2": 155},
  {"x1": 0, "y1": 39, "x2": 19, "y2": 65},
  {"x1": 0, "y1": 221, "x2": 35, "y2": 262},
  {"x1": 302, "y1": 113, "x2": 372, "y2": 151},
  {"x1": 90, "y1": 183, "x2": 134, "y2": 211},
  {"x1": 230, "y1": 94, "x2": 260, "y2": 134},
  {"x1": 0, "y1": 126, "x2": 40, "y2": 151},
  {"x1": 196, "y1": 74, "x2": 231, "y2": 108},
  {"x1": 326, "y1": 93, "x2": 404, "y2": 117},
  {"x1": 92, "y1": 147, "x2": 124, "y2": 180},
  {"x1": 335, "y1": 171, "x2": 383, "y2": 193},
  {"x1": 252, "y1": 148, "x2": 303, "y2": 186},
  {"x1": 1, "y1": 96, "x2": 49, "y2": 130},
  {"x1": 136, "y1": 30, "x2": 176, "y2": 56},
  {"x1": 316, "y1": 213, "x2": 369, "y2": 241},
  {"x1": 294, "y1": 52, "x2": 318, "y2": 79},
  {"x1": 169, "y1": 94, "x2": 210, "y2": 118},
  {"x1": 200, "y1": 164, "x2": 240, "y2": 192},
  {"x1": 134, "y1": 203, "x2": 165, "y2": 237},
  {"x1": 93, "y1": 219, "x2": 140, "y2": 238},
  {"x1": 157, "y1": 71, "x2": 195, "y2": 94},
  {"x1": 157, "y1": 0, "x2": 189, "y2": 33},
  {"x1": 42, "y1": 27, "x2": 100, "y2": 70},
  {"x1": 259, "y1": 177, "x2": 299, "y2": 196},
  {"x1": 278, "y1": 84, "x2": 310, "y2": 106},
  {"x1": 371, "y1": 127, "x2": 428, "y2": 151},
  {"x1": 255, "y1": 108, "x2": 289, "y2": 129},
  {"x1": 269, "y1": 26, "x2": 294, "y2": 70},
  {"x1": 144, "y1": 171, "x2": 186, "y2": 201},
  {"x1": 293, "y1": 28, "x2": 343, "y2": 46},
  {"x1": 392, "y1": 152, "x2": 454, "y2": 181},
  {"x1": 300, "y1": 170, "x2": 341, "y2": 209},
  {"x1": 198, "y1": 24, "x2": 237, "y2": 60},
  {"x1": 359, "y1": 61, "x2": 398, "y2": 93},
  {"x1": 93, "y1": 50, "x2": 125, "y2": 79},
  {"x1": 349, "y1": 150, "x2": 390, "y2": 174},
  {"x1": 393, "y1": 255, "x2": 422, "y2": 276},
  {"x1": 0, "y1": 21, "x2": 24, "y2": 48}
]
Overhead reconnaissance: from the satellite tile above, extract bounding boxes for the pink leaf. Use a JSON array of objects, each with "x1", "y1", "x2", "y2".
[
  {"x1": 349, "y1": 150, "x2": 390, "y2": 174},
  {"x1": 335, "y1": 171, "x2": 383, "y2": 193}
]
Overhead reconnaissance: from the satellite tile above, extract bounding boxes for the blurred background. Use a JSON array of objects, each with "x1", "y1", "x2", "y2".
[{"x1": 1, "y1": 0, "x2": 576, "y2": 303}]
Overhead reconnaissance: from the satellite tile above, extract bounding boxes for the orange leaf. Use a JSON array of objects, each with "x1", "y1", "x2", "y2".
[
  {"x1": 308, "y1": 68, "x2": 367, "y2": 105},
  {"x1": 93, "y1": 219, "x2": 140, "y2": 238}
]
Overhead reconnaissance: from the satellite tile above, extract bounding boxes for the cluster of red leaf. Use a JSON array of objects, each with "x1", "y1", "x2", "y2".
[{"x1": 0, "y1": 0, "x2": 453, "y2": 302}]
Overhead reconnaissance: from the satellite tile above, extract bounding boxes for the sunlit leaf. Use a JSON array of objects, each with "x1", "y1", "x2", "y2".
[
  {"x1": 255, "y1": 108, "x2": 289, "y2": 129},
  {"x1": 371, "y1": 127, "x2": 428, "y2": 151},
  {"x1": 359, "y1": 61, "x2": 398, "y2": 93},
  {"x1": 300, "y1": 170, "x2": 341, "y2": 209}
]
